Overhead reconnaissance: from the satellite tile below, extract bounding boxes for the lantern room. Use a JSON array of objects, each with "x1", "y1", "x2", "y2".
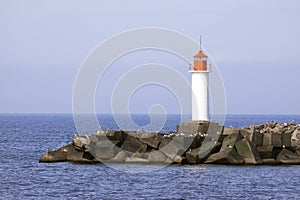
[{"x1": 193, "y1": 50, "x2": 208, "y2": 71}]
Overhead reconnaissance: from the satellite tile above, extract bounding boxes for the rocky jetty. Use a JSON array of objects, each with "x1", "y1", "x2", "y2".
[{"x1": 39, "y1": 121, "x2": 300, "y2": 165}]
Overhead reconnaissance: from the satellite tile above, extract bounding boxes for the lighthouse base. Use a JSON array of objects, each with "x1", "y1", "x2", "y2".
[{"x1": 176, "y1": 120, "x2": 224, "y2": 136}]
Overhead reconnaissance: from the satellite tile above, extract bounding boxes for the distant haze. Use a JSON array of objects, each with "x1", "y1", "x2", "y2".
[{"x1": 0, "y1": 0, "x2": 299, "y2": 115}]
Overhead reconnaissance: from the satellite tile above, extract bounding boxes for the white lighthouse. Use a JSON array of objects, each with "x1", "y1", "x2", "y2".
[{"x1": 189, "y1": 47, "x2": 210, "y2": 121}]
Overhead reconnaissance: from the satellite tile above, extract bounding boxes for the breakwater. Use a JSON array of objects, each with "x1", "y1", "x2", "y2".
[{"x1": 40, "y1": 120, "x2": 300, "y2": 165}]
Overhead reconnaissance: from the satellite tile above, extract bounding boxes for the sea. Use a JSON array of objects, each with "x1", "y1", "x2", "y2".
[{"x1": 1, "y1": 114, "x2": 300, "y2": 199}]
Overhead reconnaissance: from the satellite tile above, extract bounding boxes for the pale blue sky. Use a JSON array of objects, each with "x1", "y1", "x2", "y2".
[{"x1": 0, "y1": 0, "x2": 299, "y2": 114}]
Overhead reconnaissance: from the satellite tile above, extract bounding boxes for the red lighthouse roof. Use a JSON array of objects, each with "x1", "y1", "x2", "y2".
[{"x1": 193, "y1": 50, "x2": 208, "y2": 58}]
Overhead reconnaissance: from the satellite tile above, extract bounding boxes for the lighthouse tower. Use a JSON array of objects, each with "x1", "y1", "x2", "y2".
[{"x1": 189, "y1": 46, "x2": 210, "y2": 121}]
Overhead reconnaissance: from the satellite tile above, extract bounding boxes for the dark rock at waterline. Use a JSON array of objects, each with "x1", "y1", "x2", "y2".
[
  {"x1": 148, "y1": 150, "x2": 169, "y2": 163},
  {"x1": 39, "y1": 145, "x2": 69, "y2": 162},
  {"x1": 67, "y1": 145, "x2": 96, "y2": 163},
  {"x1": 186, "y1": 141, "x2": 221, "y2": 164},
  {"x1": 39, "y1": 120, "x2": 300, "y2": 165},
  {"x1": 205, "y1": 149, "x2": 245, "y2": 165},
  {"x1": 276, "y1": 149, "x2": 300, "y2": 164}
]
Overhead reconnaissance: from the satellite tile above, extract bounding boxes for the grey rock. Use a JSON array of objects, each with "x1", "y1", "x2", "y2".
[
  {"x1": 240, "y1": 129, "x2": 253, "y2": 141},
  {"x1": 223, "y1": 128, "x2": 239, "y2": 136},
  {"x1": 282, "y1": 131, "x2": 292, "y2": 147},
  {"x1": 262, "y1": 158, "x2": 278, "y2": 165},
  {"x1": 112, "y1": 151, "x2": 131, "y2": 162},
  {"x1": 125, "y1": 157, "x2": 149, "y2": 163},
  {"x1": 276, "y1": 149, "x2": 300, "y2": 164},
  {"x1": 67, "y1": 145, "x2": 95, "y2": 163},
  {"x1": 271, "y1": 132, "x2": 282, "y2": 147},
  {"x1": 148, "y1": 150, "x2": 168, "y2": 163},
  {"x1": 139, "y1": 135, "x2": 163, "y2": 149},
  {"x1": 263, "y1": 132, "x2": 272, "y2": 146},
  {"x1": 186, "y1": 148, "x2": 201, "y2": 164},
  {"x1": 39, "y1": 145, "x2": 69, "y2": 162},
  {"x1": 221, "y1": 132, "x2": 244, "y2": 151},
  {"x1": 205, "y1": 149, "x2": 244, "y2": 165},
  {"x1": 256, "y1": 146, "x2": 273, "y2": 159},
  {"x1": 73, "y1": 135, "x2": 89, "y2": 150},
  {"x1": 252, "y1": 130, "x2": 263, "y2": 146},
  {"x1": 159, "y1": 141, "x2": 185, "y2": 160},
  {"x1": 235, "y1": 138, "x2": 262, "y2": 165},
  {"x1": 291, "y1": 130, "x2": 300, "y2": 146},
  {"x1": 121, "y1": 136, "x2": 148, "y2": 153}
]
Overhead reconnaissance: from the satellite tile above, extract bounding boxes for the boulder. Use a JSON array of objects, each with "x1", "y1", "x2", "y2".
[
  {"x1": 148, "y1": 150, "x2": 169, "y2": 163},
  {"x1": 240, "y1": 129, "x2": 253, "y2": 141},
  {"x1": 89, "y1": 140, "x2": 120, "y2": 160},
  {"x1": 198, "y1": 141, "x2": 221, "y2": 159},
  {"x1": 107, "y1": 130, "x2": 128, "y2": 147},
  {"x1": 121, "y1": 136, "x2": 148, "y2": 153},
  {"x1": 223, "y1": 128, "x2": 239, "y2": 136},
  {"x1": 139, "y1": 135, "x2": 163, "y2": 149},
  {"x1": 125, "y1": 157, "x2": 149, "y2": 163},
  {"x1": 296, "y1": 147, "x2": 300, "y2": 156},
  {"x1": 291, "y1": 130, "x2": 300, "y2": 146},
  {"x1": 263, "y1": 132, "x2": 272, "y2": 146},
  {"x1": 159, "y1": 141, "x2": 185, "y2": 161},
  {"x1": 186, "y1": 148, "x2": 201, "y2": 164},
  {"x1": 172, "y1": 136, "x2": 197, "y2": 151},
  {"x1": 282, "y1": 131, "x2": 292, "y2": 147},
  {"x1": 256, "y1": 146, "x2": 273, "y2": 159},
  {"x1": 207, "y1": 123, "x2": 224, "y2": 136},
  {"x1": 252, "y1": 130, "x2": 263, "y2": 146},
  {"x1": 272, "y1": 147, "x2": 282, "y2": 158},
  {"x1": 276, "y1": 149, "x2": 300, "y2": 164},
  {"x1": 131, "y1": 152, "x2": 149, "y2": 159},
  {"x1": 96, "y1": 130, "x2": 127, "y2": 147},
  {"x1": 205, "y1": 149, "x2": 244, "y2": 165},
  {"x1": 159, "y1": 136, "x2": 173, "y2": 149},
  {"x1": 111, "y1": 130, "x2": 128, "y2": 140},
  {"x1": 186, "y1": 141, "x2": 221, "y2": 164},
  {"x1": 220, "y1": 132, "x2": 244, "y2": 151},
  {"x1": 39, "y1": 145, "x2": 69, "y2": 162},
  {"x1": 206, "y1": 123, "x2": 224, "y2": 144},
  {"x1": 173, "y1": 155, "x2": 184, "y2": 164},
  {"x1": 190, "y1": 134, "x2": 203, "y2": 149},
  {"x1": 73, "y1": 136, "x2": 89, "y2": 151},
  {"x1": 235, "y1": 138, "x2": 262, "y2": 165},
  {"x1": 262, "y1": 158, "x2": 278, "y2": 165},
  {"x1": 271, "y1": 132, "x2": 282, "y2": 147},
  {"x1": 67, "y1": 145, "x2": 95, "y2": 163},
  {"x1": 112, "y1": 151, "x2": 131, "y2": 162}
]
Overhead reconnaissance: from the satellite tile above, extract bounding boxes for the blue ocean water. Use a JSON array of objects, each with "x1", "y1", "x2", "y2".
[{"x1": 1, "y1": 114, "x2": 300, "y2": 199}]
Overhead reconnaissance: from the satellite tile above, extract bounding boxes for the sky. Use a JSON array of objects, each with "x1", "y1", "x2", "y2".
[{"x1": 0, "y1": 0, "x2": 300, "y2": 115}]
